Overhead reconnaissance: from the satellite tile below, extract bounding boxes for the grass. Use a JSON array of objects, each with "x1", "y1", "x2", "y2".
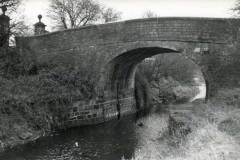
[
  {"x1": 122, "y1": 88, "x2": 240, "y2": 160},
  {"x1": 0, "y1": 65, "x2": 97, "y2": 152}
]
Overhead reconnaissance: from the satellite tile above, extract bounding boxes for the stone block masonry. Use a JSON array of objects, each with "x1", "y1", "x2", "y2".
[{"x1": 63, "y1": 97, "x2": 136, "y2": 128}]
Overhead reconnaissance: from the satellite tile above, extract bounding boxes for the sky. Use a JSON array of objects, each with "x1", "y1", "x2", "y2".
[{"x1": 19, "y1": 0, "x2": 236, "y2": 31}]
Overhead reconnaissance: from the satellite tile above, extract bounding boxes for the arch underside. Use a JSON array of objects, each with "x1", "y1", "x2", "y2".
[{"x1": 103, "y1": 47, "x2": 179, "y2": 100}]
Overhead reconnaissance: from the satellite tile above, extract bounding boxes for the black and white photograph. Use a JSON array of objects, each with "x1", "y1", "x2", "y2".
[{"x1": 0, "y1": 0, "x2": 240, "y2": 159}]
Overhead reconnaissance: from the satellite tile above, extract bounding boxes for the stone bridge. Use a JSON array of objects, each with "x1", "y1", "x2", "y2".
[{"x1": 16, "y1": 17, "x2": 240, "y2": 127}]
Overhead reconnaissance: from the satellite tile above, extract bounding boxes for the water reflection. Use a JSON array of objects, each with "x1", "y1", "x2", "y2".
[
  {"x1": 0, "y1": 107, "x2": 171, "y2": 160},
  {"x1": 0, "y1": 116, "x2": 140, "y2": 160}
]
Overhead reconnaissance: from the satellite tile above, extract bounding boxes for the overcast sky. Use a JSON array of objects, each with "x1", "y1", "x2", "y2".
[{"x1": 20, "y1": 0, "x2": 236, "y2": 30}]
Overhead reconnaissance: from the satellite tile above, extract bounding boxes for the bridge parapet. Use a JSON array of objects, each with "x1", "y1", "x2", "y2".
[{"x1": 16, "y1": 17, "x2": 238, "y2": 57}]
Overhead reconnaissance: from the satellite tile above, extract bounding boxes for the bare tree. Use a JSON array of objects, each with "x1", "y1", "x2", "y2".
[
  {"x1": 232, "y1": 0, "x2": 240, "y2": 16},
  {"x1": 9, "y1": 19, "x2": 30, "y2": 45},
  {"x1": 0, "y1": 0, "x2": 20, "y2": 13},
  {"x1": 142, "y1": 10, "x2": 158, "y2": 18},
  {"x1": 101, "y1": 7, "x2": 121, "y2": 23},
  {"x1": 49, "y1": 0, "x2": 102, "y2": 29}
]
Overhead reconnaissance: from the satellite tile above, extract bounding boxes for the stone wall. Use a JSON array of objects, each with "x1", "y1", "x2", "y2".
[{"x1": 63, "y1": 97, "x2": 136, "y2": 128}]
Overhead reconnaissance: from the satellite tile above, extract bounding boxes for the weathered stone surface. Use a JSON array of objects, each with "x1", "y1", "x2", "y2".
[{"x1": 64, "y1": 96, "x2": 136, "y2": 128}]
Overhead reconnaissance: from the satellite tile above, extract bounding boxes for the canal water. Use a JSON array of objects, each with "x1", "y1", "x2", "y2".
[
  {"x1": 1, "y1": 102, "x2": 240, "y2": 160},
  {"x1": 0, "y1": 107, "x2": 174, "y2": 160}
]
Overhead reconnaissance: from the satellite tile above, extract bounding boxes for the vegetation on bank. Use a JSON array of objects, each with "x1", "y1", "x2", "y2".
[
  {"x1": 0, "y1": 48, "x2": 98, "y2": 152},
  {"x1": 123, "y1": 88, "x2": 240, "y2": 160}
]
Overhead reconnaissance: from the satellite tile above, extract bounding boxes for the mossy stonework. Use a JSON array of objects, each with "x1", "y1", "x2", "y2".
[{"x1": 16, "y1": 17, "x2": 240, "y2": 127}]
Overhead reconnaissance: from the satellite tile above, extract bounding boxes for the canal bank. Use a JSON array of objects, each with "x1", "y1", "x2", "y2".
[
  {"x1": 0, "y1": 96, "x2": 138, "y2": 153},
  {"x1": 0, "y1": 46, "x2": 237, "y2": 156},
  {"x1": 0, "y1": 80, "x2": 200, "y2": 154},
  {"x1": 1, "y1": 91, "x2": 240, "y2": 160}
]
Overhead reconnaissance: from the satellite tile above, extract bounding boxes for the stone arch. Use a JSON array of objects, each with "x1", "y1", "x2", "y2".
[
  {"x1": 99, "y1": 47, "x2": 208, "y2": 109},
  {"x1": 102, "y1": 47, "x2": 177, "y2": 96}
]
